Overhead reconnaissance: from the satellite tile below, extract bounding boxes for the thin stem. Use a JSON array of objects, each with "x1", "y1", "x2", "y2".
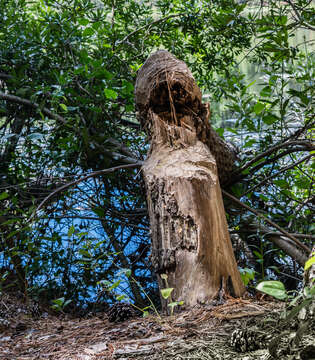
[{"x1": 222, "y1": 189, "x2": 311, "y2": 254}]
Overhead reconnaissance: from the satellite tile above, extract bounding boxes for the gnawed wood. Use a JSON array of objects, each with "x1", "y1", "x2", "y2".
[
  {"x1": 135, "y1": 50, "x2": 237, "y2": 185},
  {"x1": 136, "y1": 50, "x2": 245, "y2": 308}
]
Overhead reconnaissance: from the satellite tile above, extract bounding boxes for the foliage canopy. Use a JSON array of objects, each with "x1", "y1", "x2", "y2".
[{"x1": 0, "y1": 0, "x2": 314, "y2": 310}]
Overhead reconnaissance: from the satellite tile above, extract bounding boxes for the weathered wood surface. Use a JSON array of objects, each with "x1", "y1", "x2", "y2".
[
  {"x1": 135, "y1": 50, "x2": 245, "y2": 307},
  {"x1": 135, "y1": 50, "x2": 237, "y2": 186}
]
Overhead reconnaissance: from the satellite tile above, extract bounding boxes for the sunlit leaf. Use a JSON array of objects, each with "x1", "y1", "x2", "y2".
[
  {"x1": 304, "y1": 256, "x2": 315, "y2": 271},
  {"x1": 104, "y1": 88, "x2": 118, "y2": 99},
  {"x1": 67, "y1": 225, "x2": 75, "y2": 237},
  {"x1": 60, "y1": 103, "x2": 68, "y2": 112},
  {"x1": 256, "y1": 281, "x2": 287, "y2": 300},
  {"x1": 83, "y1": 27, "x2": 94, "y2": 36},
  {"x1": 0, "y1": 192, "x2": 9, "y2": 200},
  {"x1": 161, "y1": 287, "x2": 173, "y2": 299}
]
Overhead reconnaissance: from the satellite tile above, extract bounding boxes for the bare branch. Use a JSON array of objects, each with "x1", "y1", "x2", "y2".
[
  {"x1": 239, "y1": 140, "x2": 314, "y2": 174},
  {"x1": 242, "y1": 153, "x2": 313, "y2": 196},
  {"x1": 264, "y1": 232, "x2": 315, "y2": 241},
  {"x1": 0, "y1": 90, "x2": 67, "y2": 125},
  {"x1": 285, "y1": 0, "x2": 315, "y2": 31},
  {"x1": 0, "y1": 90, "x2": 142, "y2": 163},
  {"x1": 0, "y1": 73, "x2": 12, "y2": 80},
  {"x1": 235, "y1": 222, "x2": 310, "y2": 266},
  {"x1": 228, "y1": 140, "x2": 314, "y2": 185},
  {"x1": 48, "y1": 216, "x2": 149, "y2": 231},
  {"x1": 231, "y1": 230, "x2": 315, "y2": 241},
  {"x1": 116, "y1": 14, "x2": 181, "y2": 46},
  {"x1": 29, "y1": 163, "x2": 142, "y2": 221},
  {"x1": 222, "y1": 189, "x2": 311, "y2": 254}
]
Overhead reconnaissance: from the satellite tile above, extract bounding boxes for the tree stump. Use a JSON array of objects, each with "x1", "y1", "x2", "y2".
[{"x1": 135, "y1": 50, "x2": 245, "y2": 308}]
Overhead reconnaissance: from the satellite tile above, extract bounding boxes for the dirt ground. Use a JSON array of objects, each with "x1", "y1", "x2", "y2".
[{"x1": 0, "y1": 293, "x2": 314, "y2": 360}]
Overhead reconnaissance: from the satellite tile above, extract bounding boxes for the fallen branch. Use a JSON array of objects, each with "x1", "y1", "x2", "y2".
[
  {"x1": 29, "y1": 163, "x2": 142, "y2": 222},
  {"x1": 222, "y1": 190, "x2": 311, "y2": 255},
  {"x1": 234, "y1": 225, "x2": 309, "y2": 266}
]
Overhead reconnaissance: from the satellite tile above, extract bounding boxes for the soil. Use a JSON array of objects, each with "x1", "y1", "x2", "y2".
[{"x1": 0, "y1": 293, "x2": 314, "y2": 360}]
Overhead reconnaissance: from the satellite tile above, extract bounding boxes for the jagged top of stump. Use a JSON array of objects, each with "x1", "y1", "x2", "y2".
[{"x1": 135, "y1": 50, "x2": 202, "y2": 126}]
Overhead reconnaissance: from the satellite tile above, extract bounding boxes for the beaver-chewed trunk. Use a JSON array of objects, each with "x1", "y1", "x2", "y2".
[{"x1": 135, "y1": 50, "x2": 245, "y2": 309}]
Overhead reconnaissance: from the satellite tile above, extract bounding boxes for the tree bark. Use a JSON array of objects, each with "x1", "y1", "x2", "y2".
[{"x1": 135, "y1": 50, "x2": 245, "y2": 308}]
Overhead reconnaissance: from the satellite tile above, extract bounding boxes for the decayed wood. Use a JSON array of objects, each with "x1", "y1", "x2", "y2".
[
  {"x1": 135, "y1": 50, "x2": 237, "y2": 185},
  {"x1": 135, "y1": 50, "x2": 245, "y2": 307}
]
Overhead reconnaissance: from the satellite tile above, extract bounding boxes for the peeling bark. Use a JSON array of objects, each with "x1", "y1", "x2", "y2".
[{"x1": 135, "y1": 50, "x2": 245, "y2": 308}]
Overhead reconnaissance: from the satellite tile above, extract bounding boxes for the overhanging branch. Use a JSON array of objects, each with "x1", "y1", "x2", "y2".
[
  {"x1": 242, "y1": 153, "x2": 312, "y2": 196},
  {"x1": 228, "y1": 140, "x2": 314, "y2": 185},
  {"x1": 222, "y1": 189, "x2": 311, "y2": 255},
  {"x1": 0, "y1": 90, "x2": 67, "y2": 125},
  {"x1": 29, "y1": 163, "x2": 142, "y2": 222}
]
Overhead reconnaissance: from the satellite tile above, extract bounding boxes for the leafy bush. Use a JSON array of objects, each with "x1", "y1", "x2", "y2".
[{"x1": 0, "y1": 0, "x2": 313, "y2": 309}]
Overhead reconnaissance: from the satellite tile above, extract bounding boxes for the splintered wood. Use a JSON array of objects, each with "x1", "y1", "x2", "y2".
[{"x1": 135, "y1": 51, "x2": 245, "y2": 308}]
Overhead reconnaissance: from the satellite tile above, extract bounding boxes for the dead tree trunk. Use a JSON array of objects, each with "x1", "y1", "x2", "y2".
[{"x1": 135, "y1": 50, "x2": 245, "y2": 308}]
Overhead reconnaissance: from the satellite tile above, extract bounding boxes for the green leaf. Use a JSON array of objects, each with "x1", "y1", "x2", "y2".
[
  {"x1": 259, "y1": 194, "x2": 269, "y2": 201},
  {"x1": 273, "y1": 179, "x2": 288, "y2": 188},
  {"x1": 278, "y1": 15, "x2": 287, "y2": 25},
  {"x1": 118, "y1": 268, "x2": 132, "y2": 277},
  {"x1": 92, "y1": 22, "x2": 102, "y2": 30},
  {"x1": 60, "y1": 103, "x2": 68, "y2": 112},
  {"x1": 216, "y1": 128, "x2": 224, "y2": 137},
  {"x1": 167, "y1": 301, "x2": 179, "y2": 308},
  {"x1": 244, "y1": 139, "x2": 256, "y2": 148},
  {"x1": 262, "y1": 114, "x2": 278, "y2": 125},
  {"x1": 109, "y1": 280, "x2": 121, "y2": 291},
  {"x1": 63, "y1": 299, "x2": 72, "y2": 307},
  {"x1": 246, "y1": 80, "x2": 256, "y2": 89},
  {"x1": 104, "y1": 88, "x2": 118, "y2": 100},
  {"x1": 256, "y1": 281, "x2": 287, "y2": 300},
  {"x1": 304, "y1": 255, "x2": 315, "y2": 271},
  {"x1": 53, "y1": 297, "x2": 65, "y2": 306},
  {"x1": 92, "y1": 207, "x2": 105, "y2": 217},
  {"x1": 284, "y1": 298, "x2": 312, "y2": 322},
  {"x1": 0, "y1": 192, "x2": 9, "y2": 200},
  {"x1": 103, "y1": 70, "x2": 113, "y2": 80},
  {"x1": 161, "y1": 287, "x2": 174, "y2": 299},
  {"x1": 253, "y1": 250, "x2": 263, "y2": 259},
  {"x1": 67, "y1": 225, "x2": 75, "y2": 237},
  {"x1": 254, "y1": 102, "x2": 265, "y2": 115},
  {"x1": 78, "y1": 249, "x2": 90, "y2": 256},
  {"x1": 230, "y1": 184, "x2": 243, "y2": 197},
  {"x1": 78, "y1": 18, "x2": 89, "y2": 26},
  {"x1": 239, "y1": 268, "x2": 255, "y2": 286},
  {"x1": 288, "y1": 89, "x2": 310, "y2": 105},
  {"x1": 260, "y1": 86, "x2": 272, "y2": 97},
  {"x1": 83, "y1": 27, "x2": 95, "y2": 36}
]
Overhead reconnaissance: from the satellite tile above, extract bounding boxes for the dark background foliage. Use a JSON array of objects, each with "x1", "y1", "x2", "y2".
[{"x1": 0, "y1": 0, "x2": 314, "y2": 312}]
